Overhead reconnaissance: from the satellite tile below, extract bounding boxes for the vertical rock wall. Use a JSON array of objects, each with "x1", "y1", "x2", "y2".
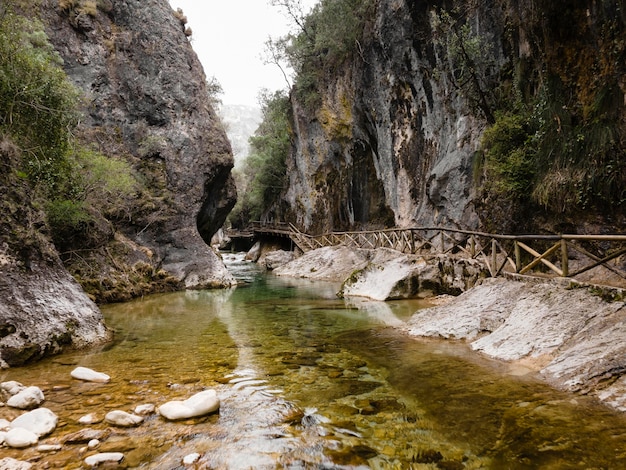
[
  {"x1": 41, "y1": 0, "x2": 237, "y2": 288},
  {"x1": 281, "y1": 0, "x2": 625, "y2": 234}
]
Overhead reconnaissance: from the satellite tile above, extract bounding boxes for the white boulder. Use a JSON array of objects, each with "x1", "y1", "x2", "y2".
[
  {"x1": 71, "y1": 367, "x2": 110, "y2": 383},
  {"x1": 1, "y1": 381, "x2": 25, "y2": 396},
  {"x1": 158, "y1": 389, "x2": 220, "y2": 420},
  {"x1": 78, "y1": 413, "x2": 102, "y2": 425},
  {"x1": 0, "y1": 418, "x2": 10, "y2": 430},
  {"x1": 10, "y1": 408, "x2": 58, "y2": 437},
  {"x1": 4, "y1": 428, "x2": 38, "y2": 448},
  {"x1": 84, "y1": 453, "x2": 124, "y2": 467},
  {"x1": 0, "y1": 457, "x2": 33, "y2": 470},
  {"x1": 104, "y1": 410, "x2": 143, "y2": 427},
  {"x1": 6, "y1": 386, "x2": 45, "y2": 410},
  {"x1": 183, "y1": 453, "x2": 200, "y2": 464}
]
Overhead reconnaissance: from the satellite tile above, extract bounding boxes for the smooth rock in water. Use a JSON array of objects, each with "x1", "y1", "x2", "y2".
[
  {"x1": 78, "y1": 413, "x2": 102, "y2": 424},
  {"x1": 134, "y1": 403, "x2": 155, "y2": 416},
  {"x1": 158, "y1": 389, "x2": 220, "y2": 420},
  {"x1": 71, "y1": 366, "x2": 110, "y2": 383},
  {"x1": 10, "y1": 408, "x2": 58, "y2": 437},
  {"x1": 1, "y1": 381, "x2": 25, "y2": 396},
  {"x1": 7, "y1": 386, "x2": 45, "y2": 410},
  {"x1": 183, "y1": 453, "x2": 200, "y2": 465},
  {"x1": 0, "y1": 418, "x2": 10, "y2": 430},
  {"x1": 88, "y1": 439, "x2": 100, "y2": 449},
  {"x1": 4, "y1": 427, "x2": 39, "y2": 448},
  {"x1": 0, "y1": 430, "x2": 5, "y2": 444},
  {"x1": 84, "y1": 453, "x2": 124, "y2": 467},
  {"x1": 105, "y1": 410, "x2": 143, "y2": 427},
  {"x1": 37, "y1": 444, "x2": 63, "y2": 452},
  {"x1": 0, "y1": 457, "x2": 33, "y2": 470}
]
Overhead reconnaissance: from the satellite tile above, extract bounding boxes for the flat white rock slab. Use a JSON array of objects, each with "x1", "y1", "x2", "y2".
[
  {"x1": 84, "y1": 452, "x2": 124, "y2": 467},
  {"x1": 71, "y1": 367, "x2": 110, "y2": 383},
  {"x1": 158, "y1": 389, "x2": 220, "y2": 420}
]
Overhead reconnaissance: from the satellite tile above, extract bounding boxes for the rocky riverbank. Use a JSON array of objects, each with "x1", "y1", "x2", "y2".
[{"x1": 269, "y1": 246, "x2": 626, "y2": 412}]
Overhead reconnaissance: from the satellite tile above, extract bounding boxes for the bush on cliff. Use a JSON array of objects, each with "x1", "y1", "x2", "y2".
[
  {"x1": 0, "y1": 6, "x2": 137, "y2": 254},
  {"x1": 229, "y1": 91, "x2": 292, "y2": 228}
]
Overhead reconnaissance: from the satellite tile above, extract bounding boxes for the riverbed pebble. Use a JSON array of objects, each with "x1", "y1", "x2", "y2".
[
  {"x1": 0, "y1": 457, "x2": 33, "y2": 470},
  {"x1": 4, "y1": 427, "x2": 39, "y2": 448},
  {"x1": 37, "y1": 443, "x2": 63, "y2": 452},
  {"x1": 183, "y1": 452, "x2": 200, "y2": 465},
  {"x1": 88, "y1": 439, "x2": 100, "y2": 449},
  {"x1": 105, "y1": 410, "x2": 143, "y2": 427},
  {"x1": 10, "y1": 407, "x2": 58, "y2": 437},
  {"x1": 78, "y1": 412, "x2": 102, "y2": 424},
  {"x1": 0, "y1": 418, "x2": 10, "y2": 430},
  {"x1": 84, "y1": 452, "x2": 124, "y2": 467},
  {"x1": 158, "y1": 389, "x2": 220, "y2": 420},
  {"x1": 6, "y1": 386, "x2": 45, "y2": 410},
  {"x1": 71, "y1": 366, "x2": 110, "y2": 383},
  {"x1": 134, "y1": 403, "x2": 155, "y2": 415}
]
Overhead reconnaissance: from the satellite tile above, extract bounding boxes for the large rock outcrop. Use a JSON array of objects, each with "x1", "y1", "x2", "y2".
[
  {"x1": 276, "y1": 0, "x2": 625, "y2": 235},
  {"x1": 40, "y1": 0, "x2": 237, "y2": 290},
  {"x1": 0, "y1": 143, "x2": 110, "y2": 367}
]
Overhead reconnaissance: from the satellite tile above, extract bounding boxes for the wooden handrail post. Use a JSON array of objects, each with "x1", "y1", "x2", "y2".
[
  {"x1": 561, "y1": 239, "x2": 569, "y2": 277},
  {"x1": 514, "y1": 240, "x2": 521, "y2": 273},
  {"x1": 491, "y1": 239, "x2": 497, "y2": 276}
]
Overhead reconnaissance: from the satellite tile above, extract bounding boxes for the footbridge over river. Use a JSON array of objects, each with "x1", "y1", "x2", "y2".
[{"x1": 226, "y1": 222, "x2": 626, "y2": 288}]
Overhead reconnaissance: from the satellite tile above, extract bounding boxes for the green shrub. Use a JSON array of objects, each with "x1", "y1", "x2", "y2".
[{"x1": 228, "y1": 91, "x2": 292, "y2": 227}]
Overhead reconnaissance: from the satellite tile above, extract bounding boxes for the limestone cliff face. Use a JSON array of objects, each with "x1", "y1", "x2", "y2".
[
  {"x1": 280, "y1": 0, "x2": 625, "y2": 234},
  {"x1": 0, "y1": 142, "x2": 111, "y2": 367},
  {"x1": 41, "y1": 0, "x2": 237, "y2": 289}
]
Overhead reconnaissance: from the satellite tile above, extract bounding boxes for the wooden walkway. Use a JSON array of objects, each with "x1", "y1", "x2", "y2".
[{"x1": 236, "y1": 223, "x2": 626, "y2": 286}]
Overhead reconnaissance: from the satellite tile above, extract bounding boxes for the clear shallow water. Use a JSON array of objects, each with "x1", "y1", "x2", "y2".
[{"x1": 2, "y1": 253, "x2": 626, "y2": 469}]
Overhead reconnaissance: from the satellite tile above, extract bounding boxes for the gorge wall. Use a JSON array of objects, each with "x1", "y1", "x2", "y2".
[
  {"x1": 0, "y1": 0, "x2": 237, "y2": 366},
  {"x1": 278, "y1": 0, "x2": 625, "y2": 235},
  {"x1": 40, "y1": 0, "x2": 237, "y2": 294}
]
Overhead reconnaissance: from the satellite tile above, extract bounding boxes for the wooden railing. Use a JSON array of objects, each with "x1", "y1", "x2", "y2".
[{"x1": 288, "y1": 226, "x2": 626, "y2": 285}]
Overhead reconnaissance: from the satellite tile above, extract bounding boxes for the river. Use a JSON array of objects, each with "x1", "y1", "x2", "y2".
[{"x1": 2, "y1": 253, "x2": 626, "y2": 468}]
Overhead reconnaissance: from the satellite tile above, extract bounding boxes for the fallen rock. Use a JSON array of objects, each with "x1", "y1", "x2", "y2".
[
  {"x1": 0, "y1": 457, "x2": 33, "y2": 470},
  {"x1": 84, "y1": 452, "x2": 124, "y2": 467},
  {"x1": 104, "y1": 410, "x2": 143, "y2": 427},
  {"x1": 10, "y1": 408, "x2": 58, "y2": 437},
  {"x1": 158, "y1": 389, "x2": 220, "y2": 420},
  {"x1": 71, "y1": 366, "x2": 110, "y2": 383},
  {"x1": 4, "y1": 427, "x2": 38, "y2": 448},
  {"x1": 6, "y1": 386, "x2": 45, "y2": 410}
]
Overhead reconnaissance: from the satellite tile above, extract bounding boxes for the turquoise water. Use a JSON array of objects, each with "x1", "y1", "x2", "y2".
[{"x1": 2, "y1": 254, "x2": 626, "y2": 469}]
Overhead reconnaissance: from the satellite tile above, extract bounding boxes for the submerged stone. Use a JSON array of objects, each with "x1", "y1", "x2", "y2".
[
  {"x1": 10, "y1": 408, "x2": 58, "y2": 437},
  {"x1": 105, "y1": 410, "x2": 143, "y2": 427},
  {"x1": 71, "y1": 366, "x2": 110, "y2": 383},
  {"x1": 6, "y1": 386, "x2": 45, "y2": 410},
  {"x1": 84, "y1": 452, "x2": 124, "y2": 467},
  {"x1": 158, "y1": 389, "x2": 220, "y2": 420}
]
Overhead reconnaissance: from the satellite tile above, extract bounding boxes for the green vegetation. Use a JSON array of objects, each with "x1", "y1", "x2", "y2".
[
  {"x1": 228, "y1": 91, "x2": 292, "y2": 228},
  {"x1": 268, "y1": 0, "x2": 374, "y2": 108},
  {"x1": 0, "y1": 5, "x2": 137, "y2": 252},
  {"x1": 430, "y1": 2, "x2": 626, "y2": 220}
]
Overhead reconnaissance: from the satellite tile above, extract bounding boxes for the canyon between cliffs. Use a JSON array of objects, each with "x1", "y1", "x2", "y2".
[{"x1": 1, "y1": 0, "x2": 625, "y2": 431}]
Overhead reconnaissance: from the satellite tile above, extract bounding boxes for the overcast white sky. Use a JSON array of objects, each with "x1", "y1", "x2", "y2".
[{"x1": 168, "y1": 1, "x2": 318, "y2": 107}]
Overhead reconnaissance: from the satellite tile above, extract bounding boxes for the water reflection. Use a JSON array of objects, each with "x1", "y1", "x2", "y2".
[{"x1": 1, "y1": 254, "x2": 626, "y2": 468}]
